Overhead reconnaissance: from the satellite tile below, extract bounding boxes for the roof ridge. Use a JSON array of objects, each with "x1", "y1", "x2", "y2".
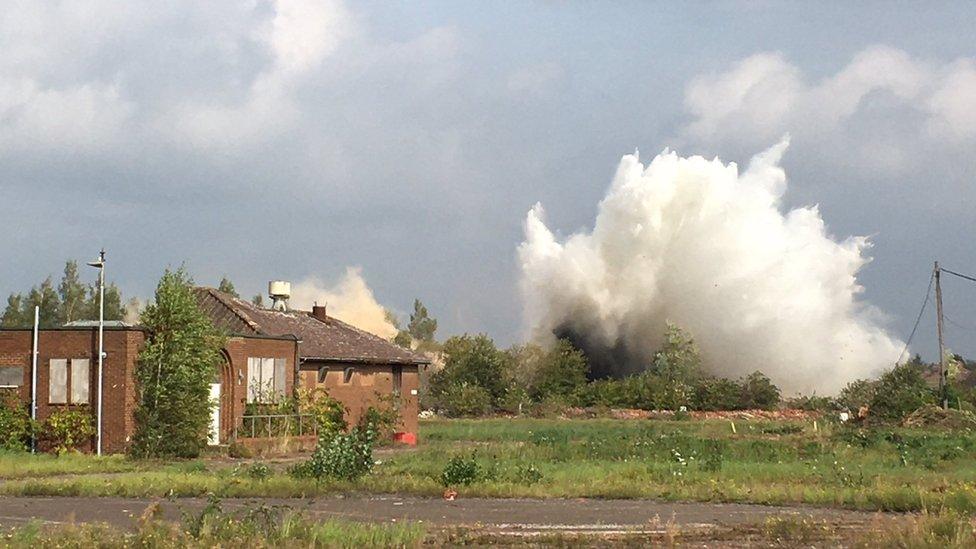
[
  {"x1": 306, "y1": 311, "x2": 428, "y2": 362},
  {"x1": 202, "y1": 287, "x2": 262, "y2": 334}
]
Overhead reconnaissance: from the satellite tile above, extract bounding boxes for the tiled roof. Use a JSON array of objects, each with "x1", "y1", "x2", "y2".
[{"x1": 194, "y1": 287, "x2": 428, "y2": 365}]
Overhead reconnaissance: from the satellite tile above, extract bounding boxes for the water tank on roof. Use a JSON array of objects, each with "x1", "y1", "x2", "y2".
[{"x1": 268, "y1": 280, "x2": 291, "y2": 311}]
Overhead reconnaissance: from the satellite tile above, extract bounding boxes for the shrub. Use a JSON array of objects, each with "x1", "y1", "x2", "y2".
[
  {"x1": 227, "y1": 440, "x2": 253, "y2": 459},
  {"x1": 294, "y1": 431, "x2": 374, "y2": 481},
  {"x1": 513, "y1": 463, "x2": 544, "y2": 485},
  {"x1": 290, "y1": 404, "x2": 396, "y2": 481},
  {"x1": 299, "y1": 388, "x2": 347, "y2": 439},
  {"x1": 429, "y1": 334, "x2": 507, "y2": 406},
  {"x1": 44, "y1": 408, "x2": 95, "y2": 455},
  {"x1": 837, "y1": 379, "x2": 878, "y2": 411},
  {"x1": 739, "y1": 371, "x2": 781, "y2": 410},
  {"x1": 440, "y1": 454, "x2": 480, "y2": 487},
  {"x1": 437, "y1": 383, "x2": 492, "y2": 418},
  {"x1": 245, "y1": 462, "x2": 272, "y2": 480},
  {"x1": 870, "y1": 362, "x2": 936, "y2": 422},
  {"x1": 693, "y1": 377, "x2": 742, "y2": 411},
  {"x1": 529, "y1": 339, "x2": 589, "y2": 401},
  {"x1": 0, "y1": 394, "x2": 36, "y2": 451},
  {"x1": 498, "y1": 385, "x2": 531, "y2": 415}
]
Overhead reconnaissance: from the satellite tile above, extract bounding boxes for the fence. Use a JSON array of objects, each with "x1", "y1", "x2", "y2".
[{"x1": 234, "y1": 413, "x2": 318, "y2": 439}]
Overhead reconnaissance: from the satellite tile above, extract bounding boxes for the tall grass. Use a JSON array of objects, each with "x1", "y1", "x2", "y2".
[{"x1": 4, "y1": 418, "x2": 976, "y2": 513}]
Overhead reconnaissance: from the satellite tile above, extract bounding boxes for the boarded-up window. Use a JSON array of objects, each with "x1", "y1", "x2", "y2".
[
  {"x1": 70, "y1": 359, "x2": 90, "y2": 404},
  {"x1": 246, "y1": 357, "x2": 287, "y2": 403},
  {"x1": 49, "y1": 359, "x2": 68, "y2": 404},
  {"x1": 392, "y1": 366, "x2": 402, "y2": 396},
  {"x1": 273, "y1": 358, "x2": 286, "y2": 399},
  {"x1": 0, "y1": 366, "x2": 22, "y2": 387}
]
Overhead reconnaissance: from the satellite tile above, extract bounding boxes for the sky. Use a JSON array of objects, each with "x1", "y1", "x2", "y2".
[{"x1": 1, "y1": 1, "x2": 974, "y2": 362}]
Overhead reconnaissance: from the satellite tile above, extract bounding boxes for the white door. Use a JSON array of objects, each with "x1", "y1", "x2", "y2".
[{"x1": 209, "y1": 383, "x2": 221, "y2": 445}]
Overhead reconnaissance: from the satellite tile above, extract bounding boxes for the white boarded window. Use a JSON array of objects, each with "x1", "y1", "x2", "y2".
[
  {"x1": 49, "y1": 359, "x2": 68, "y2": 404},
  {"x1": 0, "y1": 366, "x2": 22, "y2": 387},
  {"x1": 70, "y1": 359, "x2": 90, "y2": 404},
  {"x1": 247, "y1": 357, "x2": 287, "y2": 403}
]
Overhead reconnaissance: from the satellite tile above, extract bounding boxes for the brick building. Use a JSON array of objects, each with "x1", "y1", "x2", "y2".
[
  {"x1": 194, "y1": 288, "x2": 429, "y2": 443},
  {"x1": 0, "y1": 287, "x2": 427, "y2": 454},
  {"x1": 0, "y1": 326, "x2": 296, "y2": 453}
]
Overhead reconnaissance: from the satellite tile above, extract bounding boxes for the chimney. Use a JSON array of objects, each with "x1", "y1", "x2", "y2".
[{"x1": 311, "y1": 304, "x2": 327, "y2": 322}]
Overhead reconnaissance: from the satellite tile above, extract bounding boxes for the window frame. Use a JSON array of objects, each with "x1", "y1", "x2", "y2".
[{"x1": 0, "y1": 365, "x2": 23, "y2": 388}]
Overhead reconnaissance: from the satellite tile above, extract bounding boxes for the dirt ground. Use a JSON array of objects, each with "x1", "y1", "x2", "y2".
[{"x1": 0, "y1": 495, "x2": 883, "y2": 535}]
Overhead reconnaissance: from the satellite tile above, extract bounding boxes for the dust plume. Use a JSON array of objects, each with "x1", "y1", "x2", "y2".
[
  {"x1": 517, "y1": 139, "x2": 903, "y2": 394},
  {"x1": 290, "y1": 267, "x2": 398, "y2": 339}
]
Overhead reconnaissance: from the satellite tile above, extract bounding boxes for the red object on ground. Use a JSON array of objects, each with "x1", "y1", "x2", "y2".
[{"x1": 394, "y1": 432, "x2": 417, "y2": 445}]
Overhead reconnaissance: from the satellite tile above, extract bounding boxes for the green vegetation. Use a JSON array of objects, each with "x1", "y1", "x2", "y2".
[
  {"x1": 131, "y1": 268, "x2": 226, "y2": 458},
  {"x1": 4, "y1": 417, "x2": 976, "y2": 514},
  {"x1": 1, "y1": 259, "x2": 126, "y2": 328},
  {"x1": 0, "y1": 497, "x2": 426, "y2": 548},
  {"x1": 217, "y1": 276, "x2": 239, "y2": 297},
  {"x1": 0, "y1": 394, "x2": 35, "y2": 451},
  {"x1": 42, "y1": 408, "x2": 95, "y2": 455}
]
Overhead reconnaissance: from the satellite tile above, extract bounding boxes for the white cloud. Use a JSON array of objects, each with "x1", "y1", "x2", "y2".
[
  {"x1": 681, "y1": 46, "x2": 976, "y2": 174},
  {"x1": 0, "y1": 77, "x2": 133, "y2": 153},
  {"x1": 163, "y1": 0, "x2": 354, "y2": 151}
]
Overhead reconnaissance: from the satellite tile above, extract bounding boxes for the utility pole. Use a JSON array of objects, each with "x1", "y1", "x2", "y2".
[{"x1": 935, "y1": 262, "x2": 947, "y2": 410}]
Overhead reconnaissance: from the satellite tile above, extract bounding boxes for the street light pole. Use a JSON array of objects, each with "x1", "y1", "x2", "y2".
[{"x1": 87, "y1": 250, "x2": 106, "y2": 455}]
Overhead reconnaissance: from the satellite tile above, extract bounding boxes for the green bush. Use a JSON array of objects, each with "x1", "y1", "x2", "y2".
[
  {"x1": 43, "y1": 408, "x2": 95, "y2": 455},
  {"x1": 245, "y1": 462, "x2": 272, "y2": 480},
  {"x1": 430, "y1": 334, "x2": 507, "y2": 406},
  {"x1": 837, "y1": 378, "x2": 878, "y2": 411},
  {"x1": 529, "y1": 339, "x2": 588, "y2": 401},
  {"x1": 693, "y1": 377, "x2": 742, "y2": 411},
  {"x1": 739, "y1": 371, "x2": 781, "y2": 410},
  {"x1": 513, "y1": 463, "x2": 544, "y2": 485},
  {"x1": 437, "y1": 383, "x2": 492, "y2": 418},
  {"x1": 290, "y1": 404, "x2": 397, "y2": 482},
  {"x1": 0, "y1": 394, "x2": 36, "y2": 451},
  {"x1": 870, "y1": 362, "x2": 936, "y2": 422},
  {"x1": 440, "y1": 454, "x2": 480, "y2": 487}
]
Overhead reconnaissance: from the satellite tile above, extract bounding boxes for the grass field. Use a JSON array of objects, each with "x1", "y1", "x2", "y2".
[{"x1": 3, "y1": 417, "x2": 976, "y2": 513}]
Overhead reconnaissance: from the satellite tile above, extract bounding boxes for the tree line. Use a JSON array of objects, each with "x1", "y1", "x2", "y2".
[{"x1": 1, "y1": 260, "x2": 127, "y2": 328}]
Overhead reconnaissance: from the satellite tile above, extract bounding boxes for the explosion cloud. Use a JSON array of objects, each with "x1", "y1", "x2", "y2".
[{"x1": 517, "y1": 139, "x2": 904, "y2": 395}]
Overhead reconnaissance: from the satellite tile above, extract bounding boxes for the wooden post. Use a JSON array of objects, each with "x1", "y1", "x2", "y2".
[{"x1": 935, "y1": 262, "x2": 947, "y2": 410}]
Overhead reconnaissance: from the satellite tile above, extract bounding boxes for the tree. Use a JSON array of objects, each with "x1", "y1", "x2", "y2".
[
  {"x1": 738, "y1": 372, "x2": 781, "y2": 410},
  {"x1": 130, "y1": 268, "x2": 225, "y2": 458},
  {"x1": 251, "y1": 294, "x2": 265, "y2": 308},
  {"x1": 82, "y1": 282, "x2": 125, "y2": 321},
  {"x1": 430, "y1": 334, "x2": 507, "y2": 407},
  {"x1": 530, "y1": 340, "x2": 589, "y2": 401},
  {"x1": 58, "y1": 261, "x2": 88, "y2": 324},
  {"x1": 1, "y1": 294, "x2": 27, "y2": 327},
  {"x1": 407, "y1": 299, "x2": 437, "y2": 342},
  {"x1": 869, "y1": 360, "x2": 936, "y2": 422},
  {"x1": 26, "y1": 278, "x2": 60, "y2": 328},
  {"x1": 218, "y1": 277, "x2": 239, "y2": 298}
]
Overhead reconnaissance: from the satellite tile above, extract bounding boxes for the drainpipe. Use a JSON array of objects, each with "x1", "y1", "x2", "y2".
[{"x1": 30, "y1": 306, "x2": 39, "y2": 453}]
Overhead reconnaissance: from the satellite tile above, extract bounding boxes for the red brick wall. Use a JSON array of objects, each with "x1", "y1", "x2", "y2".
[
  {"x1": 221, "y1": 337, "x2": 298, "y2": 441},
  {"x1": 0, "y1": 329, "x2": 143, "y2": 454},
  {"x1": 0, "y1": 329, "x2": 298, "y2": 453},
  {"x1": 300, "y1": 362, "x2": 420, "y2": 438}
]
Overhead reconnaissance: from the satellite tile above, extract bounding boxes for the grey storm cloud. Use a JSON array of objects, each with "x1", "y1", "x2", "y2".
[{"x1": 1, "y1": 1, "x2": 974, "y2": 364}]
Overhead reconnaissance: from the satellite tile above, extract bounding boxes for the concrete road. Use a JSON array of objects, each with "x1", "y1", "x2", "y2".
[{"x1": 0, "y1": 496, "x2": 883, "y2": 534}]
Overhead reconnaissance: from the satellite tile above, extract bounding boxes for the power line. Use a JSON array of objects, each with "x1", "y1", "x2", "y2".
[
  {"x1": 941, "y1": 267, "x2": 976, "y2": 284},
  {"x1": 897, "y1": 269, "x2": 934, "y2": 364},
  {"x1": 944, "y1": 314, "x2": 976, "y2": 332}
]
